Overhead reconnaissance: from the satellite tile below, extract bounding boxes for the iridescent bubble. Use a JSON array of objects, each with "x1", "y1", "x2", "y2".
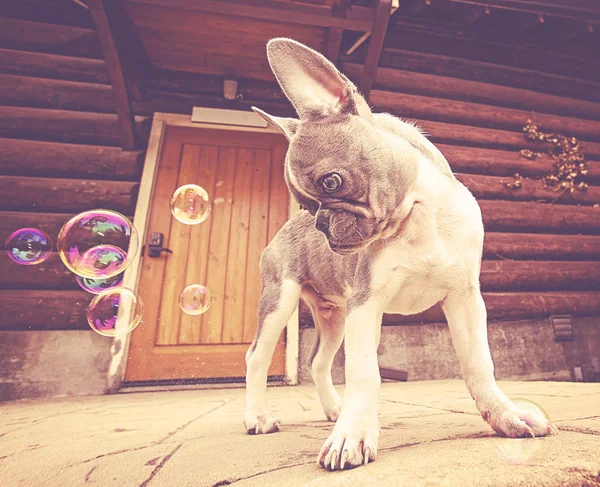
[
  {"x1": 496, "y1": 399, "x2": 549, "y2": 465},
  {"x1": 179, "y1": 284, "x2": 212, "y2": 316},
  {"x1": 76, "y1": 272, "x2": 124, "y2": 295},
  {"x1": 57, "y1": 210, "x2": 138, "y2": 278},
  {"x1": 5, "y1": 228, "x2": 52, "y2": 265},
  {"x1": 170, "y1": 184, "x2": 211, "y2": 225},
  {"x1": 86, "y1": 288, "x2": 143, "y2": 337}
]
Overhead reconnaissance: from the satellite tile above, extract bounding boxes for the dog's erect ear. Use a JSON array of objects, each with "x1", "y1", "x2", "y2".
[
  {"x1": 266, "y1": 38, "x2": 359, "y2": 120},
  {"x1": 251, "y1": 107, "x2": 298, "y2": 141}
]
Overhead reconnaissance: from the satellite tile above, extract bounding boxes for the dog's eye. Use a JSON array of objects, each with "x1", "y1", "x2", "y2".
[{"x1": 320, "y1": 173, "x2": 342, "y2": 193}]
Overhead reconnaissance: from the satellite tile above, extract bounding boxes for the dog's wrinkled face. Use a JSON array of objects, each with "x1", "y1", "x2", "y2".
[{"x1": 253, "y1": 39, "x2": 418, "y2": 254}]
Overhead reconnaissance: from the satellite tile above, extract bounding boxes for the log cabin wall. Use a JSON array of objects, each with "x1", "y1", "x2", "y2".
[
  {"x1": 1, "y1": 0, "x2": 599, "y2": 399},
  {"x1": 0, "y1": 0, "x2": 149, "y2": 400}
]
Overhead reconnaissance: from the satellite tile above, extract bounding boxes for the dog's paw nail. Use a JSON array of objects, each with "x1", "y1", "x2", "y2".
[
  {"x1": 364, "y1": 447, "x2": 371, "y2": 465},
  {"x1": 330, "y1": 450, "x2": 338, "y2": 471},
  {"x1": 341, "y1": 450, "x2": 349, "y2": 470}
]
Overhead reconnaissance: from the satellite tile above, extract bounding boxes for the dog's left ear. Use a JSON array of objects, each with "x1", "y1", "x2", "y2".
[
  {"x1": 251, "y1": 107, "x2": 298, "y2": 141},
  {"x1": 266, "y1": 38, "x2": 366, "y2": 120}
]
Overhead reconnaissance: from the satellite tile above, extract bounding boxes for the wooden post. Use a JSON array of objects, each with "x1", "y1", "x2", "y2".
[
  {"x1": 88, "y1": 0, "x2": 138, "y2": 150},
  {"x1": 360, "y1": 0, "x2": 392, "y2": 100}
]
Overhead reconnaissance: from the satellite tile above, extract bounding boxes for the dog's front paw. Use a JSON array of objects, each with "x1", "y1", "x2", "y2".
[
  {"x1": 244, "y1": 410, "x2": 281, "y2": 435},
  {"x1": 318, "y1": 412, "x2": 380, "y2": 470},
  {"x1": 486, "y1": 403, "x2": 556, "y2": 438}
]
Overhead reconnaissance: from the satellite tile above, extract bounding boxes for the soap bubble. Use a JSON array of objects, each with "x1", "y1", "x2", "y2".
[
  {"x1": 86, "y1": 288, "x2": 143, "y2": 337},
  {"x1": 179, "y1": 284, "x2": 212, "y2": 315},
  {"x1": 57, "y1": 210, "x2": 138, "y2": 278},
  {"x1": 5, "y1": 228, "x2": 52, "y2": 265},
  {"x1": 76, "y1": 272, "x2": 124, "y2": 294},
  {"x1": 496, "y1": 399, "x2": 549, "y2": 465},
  {"x1": 170, "y1": 184, "x2": 211, "y2": 225}
]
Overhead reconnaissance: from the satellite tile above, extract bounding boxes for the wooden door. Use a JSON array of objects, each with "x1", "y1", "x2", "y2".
[{"x1": 125, "y1": 126, "x2": 289, "y2": 382}]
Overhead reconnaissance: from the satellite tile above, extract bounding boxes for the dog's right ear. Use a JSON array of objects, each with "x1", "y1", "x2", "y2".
[{"x1": 252, "y1": 107, "x2": 299, "y2": 142}]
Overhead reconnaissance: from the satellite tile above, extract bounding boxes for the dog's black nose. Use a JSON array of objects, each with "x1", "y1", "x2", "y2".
[{"x1": 315, "y1": 212, "x2": 330, "y2": 237}]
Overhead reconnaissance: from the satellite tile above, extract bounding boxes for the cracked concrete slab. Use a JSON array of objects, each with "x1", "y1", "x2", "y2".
[{"x1": 0, "y1": 381, "x2": 599, "y2": 487}]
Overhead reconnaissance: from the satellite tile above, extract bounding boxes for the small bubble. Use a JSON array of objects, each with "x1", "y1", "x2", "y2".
[
  {"x1": 86, "y1": 288, "x2": 143, "y2": 337},
  {"x1": 5, "y1": 228, "x2": 52, "y2": 265},
  {"x1": 179, "y1": 284, "x2": 212, "y2": 316},
  {"x1": 170, "y1": 184, "x2": 211, "y2": 225}
]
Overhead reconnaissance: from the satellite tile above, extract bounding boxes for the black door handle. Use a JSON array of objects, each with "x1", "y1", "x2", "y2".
[{"x1": 147, "y1": 232, "x2": 173, "y2": 258}]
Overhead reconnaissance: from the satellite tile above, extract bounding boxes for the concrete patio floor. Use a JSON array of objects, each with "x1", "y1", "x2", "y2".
[{"x1": 1, "y1": 380, "x2": 599, "y2": 487}]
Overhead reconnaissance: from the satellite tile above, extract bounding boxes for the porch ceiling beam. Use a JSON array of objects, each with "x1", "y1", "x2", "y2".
[
  {"x1": 127, "y1": 0, "x2": 375, "y2": 31},
  {"x1": 360, "y1": 0, "x2": 393, "y2": 101},
  {"x1": 448, "y1": 0, "x2": 600, "y2": 24},
  {"x1": 88, "y1": 0, "x2": 138, "y2": 150}
]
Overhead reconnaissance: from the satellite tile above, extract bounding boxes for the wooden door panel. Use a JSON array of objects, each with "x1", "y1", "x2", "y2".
[{"x1": 125, "y1": 126, "x2": 288, "y2": 382}]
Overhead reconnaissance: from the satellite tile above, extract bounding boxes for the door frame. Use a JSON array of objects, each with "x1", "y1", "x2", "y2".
[{"x1": 106, "y1": 111, "x2": 300, "y2": 392}]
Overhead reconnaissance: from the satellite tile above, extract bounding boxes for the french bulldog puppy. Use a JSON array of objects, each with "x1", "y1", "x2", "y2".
[{"x1": 244, "y1": 38, "x2": 554, "y2": 471}]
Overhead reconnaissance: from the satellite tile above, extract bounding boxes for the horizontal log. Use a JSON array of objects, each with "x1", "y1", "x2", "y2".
[
  {"x1": 301, "y1": 291, "x2": 600, "y2": 326},
  {"x1": 0, "y1": 253, "x2": 78, "y2": 290},
  {"x1": 0, "y1": 17, "x2": 103, "y2": 58},
  {"x1": 375, "y1": 49, "x2": 600, "y2": 105},
  {"x1": 383, "y1": 26, "x2": 600, "y2": 83},
  {"x1": 0, "y1": 0, "x2": 95, "y2": 29},
  {"x1": 457, "y1": 173, "x2": 600, "y2": 206},
  {"x1": 480, "y1": 200, "x2": 600, "y2": 234},
  {"x1": 483, "y1": 233, "x2": 600, "y2": 260},
  {"x1": 0, "y1": 106, "x2": 148, "y2": 146},
  {"x1": 0, "y1": 48, "x2": 110, "y2": 84},
  {"x1": 0, "y1": 175, "x2": 139, "y2": 214},
  {"x1": 0, "y1": 211, "x2": 134, "y2": 250},
  {"x1": 479, "y1": 261, "x2": 600, "y2": 291},
  {"x1": 371, "y1": 90, "x2": 600, "y2": 143},
  {"x1": 440, "y1": 145, "x2": 600, "y2": 184},
  {"x1": 419, "y1": 120, "x2": 600, "y2": 159},
  {"x1": 342, "y1": 63, "x2": 600, "y2": 122},
  {"x1": 0, "y1": 290, "x2": 91, "y2": 330},
  {"x1": 0, "y1": 138, "x2": 144, "y2": 181},
  {"x1": 0, "y1": 74, "x2": 116, "y2": 113}
]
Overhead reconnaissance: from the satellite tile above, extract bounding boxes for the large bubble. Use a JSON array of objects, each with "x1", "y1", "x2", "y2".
[
  {"x1": 5, "y1": 228, "x2": 52, "y2": 265},
  {"x1": 76, "y1": 273, "x2": 124, "y2": 295},
  {"x1": 57, "y1": 210, "x2": 138, "y2": 278},
  {"x1": 170, "y1": 184, "x2": 211, "y2": 225},
  {"x1": 86, "y1": 288, "x2": 143, "y2": 337},
  {"x1": 179, "y1": 284, "x2": 212, "y2": 316}
]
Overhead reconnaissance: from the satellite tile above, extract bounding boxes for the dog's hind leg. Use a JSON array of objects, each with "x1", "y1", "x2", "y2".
[
  {"x1": 245, "y1": 276, "x2": 301, "y2": 434},
  {"x1": 305, "y1": 292, "x2": 345, "y2": 422}
]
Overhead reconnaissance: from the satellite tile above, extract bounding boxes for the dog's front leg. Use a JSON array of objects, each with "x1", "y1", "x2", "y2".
[
  {"x1": 318, "y1": 297, "x2": 382, "y2": 470},
  {"x1": 443, "y1": 288, "x2": 555, "y2": 438}
]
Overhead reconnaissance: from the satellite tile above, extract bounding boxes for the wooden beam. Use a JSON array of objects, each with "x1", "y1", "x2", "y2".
[
  {"x1": 369, "y1": 90, "x2": 600, "y2": 142},
  {"x1": 0, "y1": 253, "x2": 78, "y2": 291},
  {"x1": 88, "y1": 0, "x2": 138, "y2": 150},
  {"x1": 360, "y1": 0, "x2": 392, "y2": 100},
  {"x1": 461, "y1": 5, "x2": 489, "y2": 25},
  {"x1": 480, "y1": 200, "x2": 600, "y2": 234},
  {"x1": 0, "y1": 47, "x2": 110, "y2": 84},
  {"x1": 448, "y1": 0, "x2": 600, "y2": 24},
  {"x1": 0, "y1": 106, "x2": 145, "y2": 147},
  {"x1": 342, "y1": 63, "x2": 600, "y2": 121},
  {"x1": 301, "y1": 291, "x2": 600, "y2": 326},
  {"x1": 483, "y1": 233, "x2": 600, "y2": 260},
  {"x1": 456, "y1": 173, "x2": 600, "y2": 206},
  {"x1": 376, "y1": 49, "x2": 600, "y2": 104},
  {"x1": 128, "y1": 0, "x2": 374, "y2": 31},
  {"x1": 0, "y1": 290, "x2": 92, "y2": 331},
  {"x1": 0, "y1": 137, "x2": 144, "y2": 181},
  {"x1": 323, "y1": 27, "x2": 344, "y2": 65},
  {"x1": 0, "y1": 175, "x2": 139, "y2": 214}
]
